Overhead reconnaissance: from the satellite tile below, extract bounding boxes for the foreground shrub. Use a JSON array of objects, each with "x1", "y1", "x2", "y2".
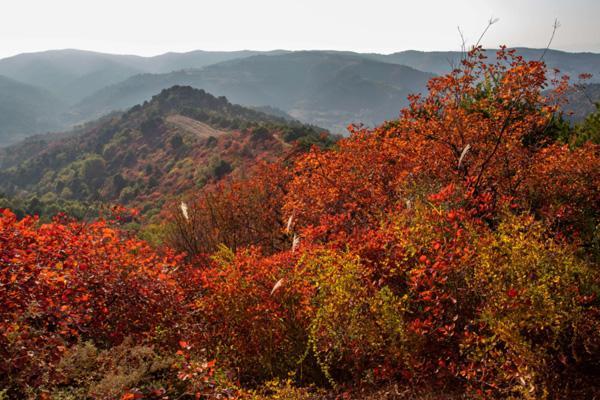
[
  {"x1": 51, "y1": 340, "x2": 175, "y2": 399},
  {"x1": 242, "y1": 378, "x2": 324, "y2": 400},
  {"x1": 167, "y1": 162, "x2": 291, "y2": 259},
  {"x1": 0, "y1": 210, "x2": 185, "y2": 395},
  {"x1": 305, "y1": 251, "x2": 407, "y2": 385},
  {"x1": 462, "y1": 213, "x2": 600, "y2": 399},
  {"x1": 527, "y1": 143, "x2": 600, "y2": 250},
  {"x1": 196, "y1": 246, "x2": 315, "y2": 383}
]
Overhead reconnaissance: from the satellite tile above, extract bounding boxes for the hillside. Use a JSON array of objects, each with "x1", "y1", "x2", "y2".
[
  {"x1": 0, "y1": 86, "x2": 331, "y2": 219},
  {"x1": 0, "y1": 75, "x2": 67, "y2": 146},
  {"x1": 0, "y1": 50, "x2": 143, "y2": 105},
  {"x1": 562, "y1": 83, "x2": 600, "y2": 121},
  {"x1": 71, "y1": 52, "x2": 435, "y2": 133}
]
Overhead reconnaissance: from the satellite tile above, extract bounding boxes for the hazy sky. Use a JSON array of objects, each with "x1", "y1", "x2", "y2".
[{"x1": 1, "y1": 0, "x2": 598, "y2": 58}]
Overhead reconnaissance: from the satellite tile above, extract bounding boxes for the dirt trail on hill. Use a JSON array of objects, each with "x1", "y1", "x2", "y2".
[{"x1": 166, "y1": 114, "x2": 229, "y2": 138}]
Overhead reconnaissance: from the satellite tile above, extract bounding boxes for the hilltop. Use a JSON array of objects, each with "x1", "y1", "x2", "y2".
[{"x1": 0, "y1": 86, "x2": 332, "y2": 220}]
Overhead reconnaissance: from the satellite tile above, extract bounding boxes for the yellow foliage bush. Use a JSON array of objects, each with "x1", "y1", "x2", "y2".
[
  {"x1": 303, "y1": 251, "x2": 407, "y2": 385},
  {"x1": 464, "y1": 213, "x2": 599, "y2": 399}
]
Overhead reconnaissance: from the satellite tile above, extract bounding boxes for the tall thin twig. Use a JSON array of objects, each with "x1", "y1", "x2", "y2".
[
  {"x1": 475, "y1": 17, "x2": 500, "y2": 49},
  {"x1": 457, "y1": 26, "x2": 467, "y2": 65},
  {"x1": 540, "y1": 19, "x2": 561, "y2": 61}
]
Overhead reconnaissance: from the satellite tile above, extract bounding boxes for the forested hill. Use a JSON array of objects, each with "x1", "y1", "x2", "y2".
[{"x1": 0, "y1": 86, "x2": 333, "y2": 219}]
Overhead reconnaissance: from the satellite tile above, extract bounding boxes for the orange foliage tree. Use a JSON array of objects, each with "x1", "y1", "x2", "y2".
[{"x1": 284, "y1": 48, "x2": 593, "y2": 239}]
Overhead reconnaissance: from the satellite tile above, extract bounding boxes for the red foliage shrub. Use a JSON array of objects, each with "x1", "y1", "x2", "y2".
[
  {"x1": 278, "y1": 47, "x2": 600, "y2": 396},
  {"x1": 527, "y1": 143, "x2": 600, "y2": 242},
  {"x1": 195, "y1": 246, "x2": 315, "y2": 383},
  {"x1": 0, "y1": 210, "x2": 185, "y2": 392},
  {"x1": 167, "y1": 162, "x2": 292, "y2": 260}
]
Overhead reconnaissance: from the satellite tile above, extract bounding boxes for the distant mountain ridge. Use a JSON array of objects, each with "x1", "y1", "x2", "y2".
[
  {"x1": 71, "y1": 51, "x2": 435, "y2": 133},
  {"x1": 0, "y1": 49, "x2": 288, "y2": 105},
  {"x1": 0, "y1": 75, "x2": 66, "y2": 144},
  {"x1": 0, "y1": 47, "x2": 599, "y2": 145},
  {"x1": 379, "y1": 48, "x2": 600, "y2": 79}
]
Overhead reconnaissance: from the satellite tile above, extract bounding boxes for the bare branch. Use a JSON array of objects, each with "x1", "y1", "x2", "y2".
[
  {"x1": 474, "y1": 17, "x2": 500, "y2": 49},
  {"x1": 540, "y1": 19, "x2": 561, "y2": 61},
  {"x1": 457, "y1": 26, "x2": 467, "y2": 64}
]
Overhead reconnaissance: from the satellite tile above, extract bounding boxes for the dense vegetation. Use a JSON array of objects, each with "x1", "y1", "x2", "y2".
[
  {"x1": 1, "y1": 47, "x2": 599, "y2": 399},
  {"x1": 0, "y1": 86, "x2": 332, "y2": 233}
]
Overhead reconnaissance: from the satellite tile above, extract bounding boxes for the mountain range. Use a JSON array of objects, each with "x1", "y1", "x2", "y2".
[
  {"x1": 70, "y1": 51, "x2": 435, "y2": 133},
  {"x1": 0, "y1": 49, "x2": 287, "y2": 104},
  {"x1": 1, "y1": 47, "x2": 599, "y2": 146}
]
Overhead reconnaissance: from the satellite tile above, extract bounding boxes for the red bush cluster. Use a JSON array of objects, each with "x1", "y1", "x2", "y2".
[{"x1": 0, "y1": 210, "x2": 185, "y2": 392}]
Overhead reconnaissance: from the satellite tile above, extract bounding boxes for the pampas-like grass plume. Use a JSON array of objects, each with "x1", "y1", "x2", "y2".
[
  {"x1": 180, "y1": 201, "x2": 189, "y2": 221},
  {"x1": 285, "y1": 214, "x2": 294, "y2": 234},
  {"x1": 270, "y1": 278, "x2": 285, "y2": 296},
  {"x1": 458, "y1": 144, "x2": 471, "y2": 168}
]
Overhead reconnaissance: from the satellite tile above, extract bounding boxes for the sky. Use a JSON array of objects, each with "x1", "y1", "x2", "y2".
[{"x1": 0, "y1": 0, "x2": 598, "y2": 58}]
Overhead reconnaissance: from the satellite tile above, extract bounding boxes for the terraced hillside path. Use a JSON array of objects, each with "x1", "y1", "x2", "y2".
[{"x1": 166, "y1": 114, "x2": 229, "y2": 138}]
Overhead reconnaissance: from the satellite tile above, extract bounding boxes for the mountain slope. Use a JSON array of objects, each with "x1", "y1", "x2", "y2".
[
  {"x1": 0, "y1": 75, "x2": 67, "y2": 146},
  {"x1": 562, "y1": 83, "x2": 600, "y2": 121},
  {"x1": 0, "y1": 50, "x2": 143, "y2": 105},
  {"x1": 0, "y1": 86, "x2": 331, "y2": 219},
  {"x1": 71, "y1": 52, "x2": 435, "y2": 133}
]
